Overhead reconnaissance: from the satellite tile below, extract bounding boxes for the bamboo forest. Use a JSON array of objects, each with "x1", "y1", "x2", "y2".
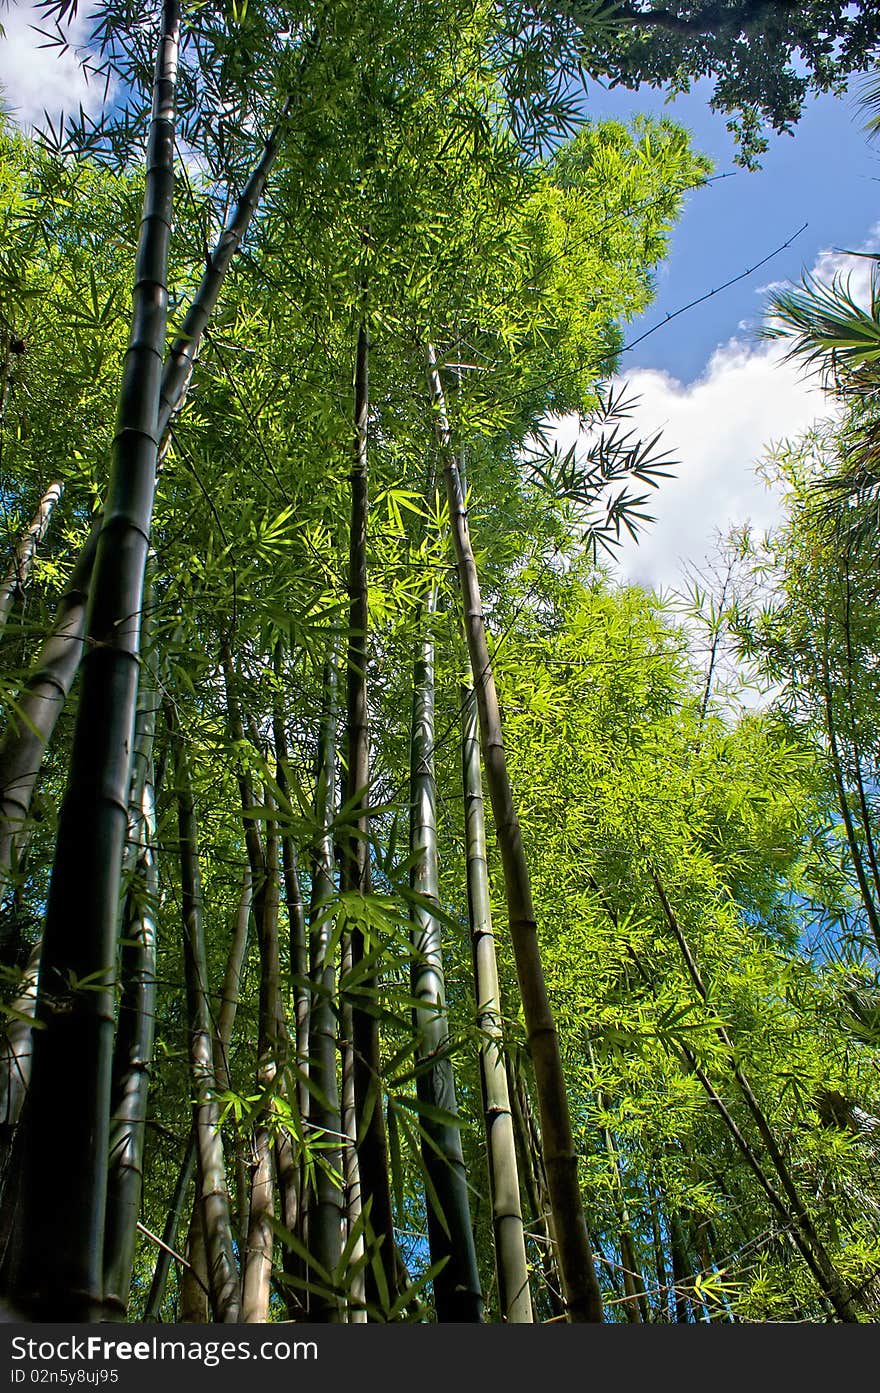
[{"x1": 5, "y1": 0, "x2": 880, "y2": 1329}]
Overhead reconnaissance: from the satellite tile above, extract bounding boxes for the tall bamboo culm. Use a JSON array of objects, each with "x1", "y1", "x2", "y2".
[
  {"x1": 0, "y1": 85, "x2": 302, "y2": 898},
  {"x1": 342, "y1": 322, "x2": 397, "y2": 1313},
  {"x1": 461, "y1": 685, "x2": 532, "y2": 1322},
  {"x1": 308, "y1": 654, "x2": 345, "y2": 1319},
  {"x1": 8, "y1": 1, "x2": 180, "y2": 1320},
  {"x1": 169, "y1": 712, "x2": 240, "y2": 1322},
  {"x1": 102, "y1": 636, "x2": 161, "y2": 1318},
  {"x1": 0, "y1": 481, "x2": 63, "y2": 639},
  {"x1": 425, "y1": 342, "x2": 603, "y2": 1323},
  {"x1": 410, "y1": 596, "x2": 481, "y2": 1321}
]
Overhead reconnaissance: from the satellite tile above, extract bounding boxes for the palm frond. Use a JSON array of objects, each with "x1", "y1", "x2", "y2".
[
  {"x1": 858, "y1": 68, "x2": 880, "y2": 138},
  {"x1": 761, "y1": 270, "x2": 880, "y2": 388}
]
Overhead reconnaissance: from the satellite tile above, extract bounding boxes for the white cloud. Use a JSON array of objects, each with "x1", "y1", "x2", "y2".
[
  {"x1": 552, "y1": 234, "x2": 880, "y2": 594},
  {"x1": 608, "y1": 343, "x2": 829, "y2": 592},
  {"x1": 0, "y1": 1, "x2": 108, "y2": 131}
]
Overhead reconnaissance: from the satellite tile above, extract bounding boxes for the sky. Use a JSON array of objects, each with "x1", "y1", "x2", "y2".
[
  {"x1": 579, "y1": 74, "x2": 880, "y2": 591},
  {"x1": 2, "y1": 5, "x2": 879, "y2": 592}
]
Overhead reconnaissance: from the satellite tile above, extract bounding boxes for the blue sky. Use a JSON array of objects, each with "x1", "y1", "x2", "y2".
[
  {"x1": 564, "y1": 73, "x2": 880, "y2": 590},
  {"x1": 582, "y1": 74, "x2": 880, "y2": 382},
  {"x1": 3, "y1": 5, "x2": 878, "y2": 591}
]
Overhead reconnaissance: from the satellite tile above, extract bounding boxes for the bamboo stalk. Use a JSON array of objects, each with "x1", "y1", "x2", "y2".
[
  {"x1": 648, "y1": 1191, "x2": 670, "y2": 1322},
  {"x1": 0, "y1": 482, "x2": 64, "y2": 638},
  {"x1": 242, "y1": 1123, "x2": 274, "y2": 1322},
  {"x1": 824, "y1": 674, "x2": 880, "y2": 950},
  {"x1": 840, "y1": 562, "x2": 880, "y2": 909},
  {"x1": 9, "y1": 1, "x2": 180, "y2": 1319},
  {"x1": 102, "y1": 650, "x2": 161, "y2": 1318},
  {"x1": 0, "y1": 519, "x2": 99, "y2": 897},
  {"x1": 271, "y1": 647, "x2": 310, "y2": 1299},
  {"x1": 242, "y1": 799, "x2": 280, "y2": 1323},
  {"x1": 0, "y1": 936, "x2": 38, "y2": 1153},
  {"x1": 179, "y1": 1201, "x2": 210, "y2": 1323},
  {"x1": 461, "y1": 684, "x2": 531, "y2": 1323},
  {"x1": 0, "y1": 88, "x2": 303, "y2": 896},
  {"x1": 426, "y1": 342, "x2": 602, "y2": 1322},
  {"x1": 169, "y1": 711, "x2": 240, "y2": 1322},
  {"x1": 307, "y1": 654, "x2": 345, "y2": 1319},
  {"x1": 212, "y1": 867, "x2": 253, "y2": 1282},
  {"x1": 339, "y1": 935, "x2": 366, "y2": 1323},
  {"x1": 214, "y1": 870, "x2": 252, "y2": 1093},
  {"x1": 342, "y1": 322, "x2": 397, "y2": 1313},
  {"x1": 272, "y1": 644, "x2": 309, "y2": 1123},
  {"x1": 142, "y1": 1130, "x2": 196, "y2": 1321},
  {"x1": 408, "y1": 600, "x2": 481, "y2": 1321}
]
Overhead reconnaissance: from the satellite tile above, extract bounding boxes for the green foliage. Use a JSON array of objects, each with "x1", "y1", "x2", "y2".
[{"x1": 2, "y1": 0, "x2": 879, "y2": 1325}]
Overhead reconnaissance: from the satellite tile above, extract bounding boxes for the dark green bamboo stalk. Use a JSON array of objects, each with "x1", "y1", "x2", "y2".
[
  {"x1": 242, "y1": 799, "x2": 280, "y2": 1324},
  {"x1": 169, "y1": 712, "x2": 240, "y2": 1322},
  {"x1": 507, "y1": 1056, "x2": 565, "y2": 1320},
  {"x1": 408, "y1": 602, "x2": 481, "y2": 1322},
  {"x1": 342, "y1": 321, "x2": 397, "y2": 1313},
  {"x1": 425, "y1": 343, "x2": 602, "y2": 1323},
  {"x1": 668, "y1": 1207, "x2": 692, "y2": 1323},
  {"x1": 212, "y1": 868, "x2": 253, "y2": 1285},
  {"x1": 461, "y1": 684, "x2": 531, "y2": 1323},
  {"x1": 9, "y1": 2, "x2": 179, "y2": 1319},
  {"x1": 0, "y1": 91, "x2": 301, "y2": 897},
  {"x1": 271, "y1": 653, "x2": 311, "y2": 1311},
  {"x1": 142, "y1": 1130, "x2": 196, "y2": 1321},
  {"x1": 307, "y1": 653, "x2": 345, "y2": 1319},
  {"x1": 0, "y1": 481, "x2": 64, "y2": 639},
  {"x1": 339, "y1": 933, "x2": 366, "y2": 1323},
  {"x1": 102, "y1": 652, "x2": 161, "y2": 1319},
  {"x1": 272, "y1": 644, "x2": 309, "y2": 1124}
]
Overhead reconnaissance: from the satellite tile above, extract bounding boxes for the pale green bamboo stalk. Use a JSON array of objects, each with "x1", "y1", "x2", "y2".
[
  {"x1": 0, "y1": 482, "x2": 63, "y2": 638},
  {"x1": 425, "y1": 342, "x2": 602, "y2": 1323},
  {"x1": 461, "y1": 684, "x2": 531, "y2": 1323},
  {"x1": 409, "y1": 593, "x2": 481, "y2": 1322}
]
